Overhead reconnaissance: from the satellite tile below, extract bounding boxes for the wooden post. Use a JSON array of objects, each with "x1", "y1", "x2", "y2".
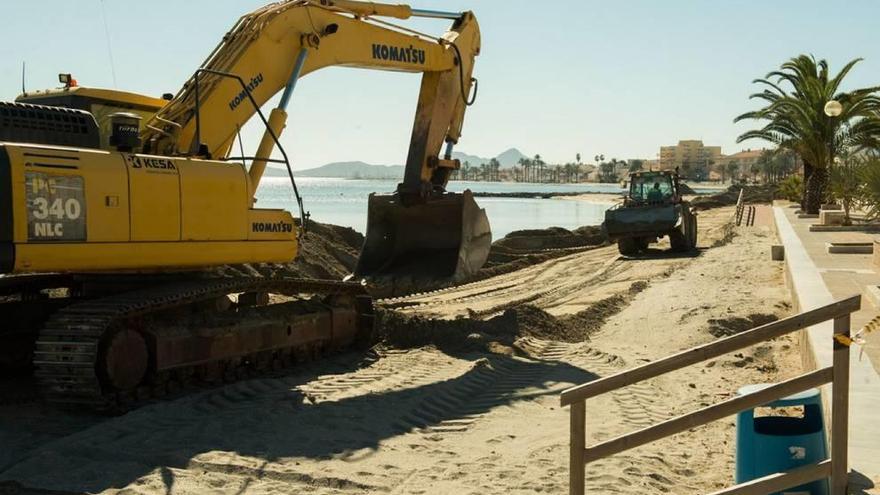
[
  {"x1": 831, "y1": 314, "x2": 851, "y2": 495},
  {"x1": 570, "y1": 401, "x2": 585, "y2": 495}
]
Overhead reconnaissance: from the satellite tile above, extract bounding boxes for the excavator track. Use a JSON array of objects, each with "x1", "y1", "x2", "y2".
[{"x1": 32, "y1": 277, "x2": 373, "y2": 411}]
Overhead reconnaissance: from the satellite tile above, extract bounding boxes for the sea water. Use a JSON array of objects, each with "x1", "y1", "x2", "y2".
[{"x1": 255, "y1": 177, "x2": 716, "y2": 239}]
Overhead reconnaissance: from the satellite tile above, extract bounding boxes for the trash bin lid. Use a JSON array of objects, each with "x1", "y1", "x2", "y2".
[{"x1": 737, "y1": 384, "x2": 821, "y2": 407}]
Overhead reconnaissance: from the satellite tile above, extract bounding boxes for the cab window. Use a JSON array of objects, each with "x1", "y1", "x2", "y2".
[{"x1": 630, "y1": 176, "x2": 673, "y2": 202}]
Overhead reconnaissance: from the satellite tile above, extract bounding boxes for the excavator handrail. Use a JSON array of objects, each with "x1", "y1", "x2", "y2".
[{"x1": 191, "y1": 67, "x2": 308, "y2": 235}]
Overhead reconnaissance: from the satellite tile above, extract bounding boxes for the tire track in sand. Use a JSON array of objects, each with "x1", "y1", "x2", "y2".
[
  {"x1": 385, "y1": 209, "x2": 736, "y2": 320},
  {"x1": 381, "y1": 247, "x2": 622, "y2": 317}
]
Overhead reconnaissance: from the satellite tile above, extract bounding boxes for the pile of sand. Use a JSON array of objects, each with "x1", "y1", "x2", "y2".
[
  {"x1": 216, "y1": 220, "x2": 364, "y2": 281},
  {"x1": 375, "y1": 279, "x2": 646, "y2": 349},
  {"x1": 473, "y1": 191, "x2": 593, "y2": 199},
  {"x1": 691, "y1": 184, "x2": 777, "y2": 211},
  {"x1": 477, "y1": 225, "x2": 607, "y2": 280},
  {"x1": 491, "y1": 226, "x2": 605, "y2": 252},
  {"x1": 362, "y1": 224, "x2": 610, "y2": 298}
]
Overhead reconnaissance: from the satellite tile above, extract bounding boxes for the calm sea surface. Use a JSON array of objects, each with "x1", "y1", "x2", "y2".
[{"x1": 256, "y1": 177, "x2": 718, "y2": 239}]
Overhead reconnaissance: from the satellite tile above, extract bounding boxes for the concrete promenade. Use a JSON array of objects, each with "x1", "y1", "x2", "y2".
[{"x1": 774, "y1": 204, "x2": 880, "y2": 493}]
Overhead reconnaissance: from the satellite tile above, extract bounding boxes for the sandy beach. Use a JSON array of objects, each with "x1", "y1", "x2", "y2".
[{"x1": 0, "y1": 201, "x2": 801, "y2": 495}]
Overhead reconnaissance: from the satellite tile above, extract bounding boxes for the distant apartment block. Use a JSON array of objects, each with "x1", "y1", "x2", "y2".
[
  {"x1": 659, "y1": 140, "x2": 723, "y2": 169},
  {"x1": 643, "y1": 158, "x2": 661, "y2": 171},
  {"x1": 717, "y1": 148, "x2": 769, "y2": 170}
]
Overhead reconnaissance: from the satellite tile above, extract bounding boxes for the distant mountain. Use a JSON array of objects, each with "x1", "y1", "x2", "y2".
[
  {"x1": 263, "y1": 148, "x2": 529, "y2": 179},
  {"x1": 451, "y1": 147, "x2": 528, "y2": 168},
  {"x1": 495, "y1": 148, "x2": 528, "y2": 167},
  {"x1": 268, "y1": 161, "x2": 404, "y2": 179},
  {"x1": 262, "y1": 166, "x2": 291, "y2": 177},
  {"x1": 451, "y1": 151, "x2": 491, "y2": 166}
]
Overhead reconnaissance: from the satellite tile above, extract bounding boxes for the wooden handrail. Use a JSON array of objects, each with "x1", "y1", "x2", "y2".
[
  {"x1": 583, "y1": 367, "x2": 832, "y2": 462},
  {"x1": 831, "y1": 313, "x2": 851, "y2": 494},
  {"x1": 735, "y1": 189, "x2": 744, "y2": 225},
  {"x1": 560, "y1": 294, "x2": 859, "y2": 406},
  {"x1": 706, "y1": 460, "x2": 832, "y2": 495},
  {"x1": 562, "y1": 295, "x2": 859, "y2": 495}
]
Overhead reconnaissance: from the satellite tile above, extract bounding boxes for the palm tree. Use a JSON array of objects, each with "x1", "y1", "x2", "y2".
[
  {"x1": 735, "y1": 55, "x2": 880, "y2": 213},
  {"x1": 488, "y1": 158, "x2": 501, "y2": 182},
  {"x1": 534, "y1": 154, "x2": 543, "y2": 182},
  {"x1": 518, "y1": 157, "x2": 531, "y2": 182},
  {"x1": 478, "y1": 162, "x2": 489, "y2": 181},
  {"x1": 726, "y1": 160, "x2": 739, "y2": 184},
  {"x1": 757, "y1": 151, "x2": 773, "y2": 183},
  {"x1": 599, "y1": 159, "x2": 617, "y2": 183},
  {"x1": 461, "y1": 161, "x2": 472, "y2": 181},
  {"x1": 750, "y1": 162, "x2": 761, "y2": 183}
]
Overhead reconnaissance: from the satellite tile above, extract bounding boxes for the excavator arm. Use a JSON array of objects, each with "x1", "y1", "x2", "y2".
[
  {"x1": 142, "y1": 0, "x2": 489, "y2": 294},
  {"x1": 143, "y1": 0, "x2": 480, "y2": 201}
]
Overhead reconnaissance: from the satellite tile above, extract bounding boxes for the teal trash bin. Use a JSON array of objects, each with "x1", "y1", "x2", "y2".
[{"x1": 735, "y1": 385, "x2": 828, "y2": 495}]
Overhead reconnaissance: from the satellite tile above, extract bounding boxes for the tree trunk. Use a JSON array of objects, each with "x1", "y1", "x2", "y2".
[
  {"x1": 804, "y1": 165, "x2": 827, "y2": 215},
  {"x1": 801, "y1": 161, "x2": 814, "y2": 211}
]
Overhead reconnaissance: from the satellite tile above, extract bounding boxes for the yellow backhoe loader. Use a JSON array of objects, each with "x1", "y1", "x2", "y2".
[{"x1": 0, "y1": 0, "x2": 489, "y2": 409}]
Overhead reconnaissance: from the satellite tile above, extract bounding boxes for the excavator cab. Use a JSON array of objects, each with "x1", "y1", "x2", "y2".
[{"x1": 356, "y1": 190, "x2": 491, "y2": 295}]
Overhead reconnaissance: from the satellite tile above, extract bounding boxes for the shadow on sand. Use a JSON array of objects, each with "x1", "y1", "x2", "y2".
[
  {"x1": 617, "y1": 246, "x2": 705, "y2": 261},
  {"x1": 0, "y1": 343, "x2": 598, "y2": 493}
]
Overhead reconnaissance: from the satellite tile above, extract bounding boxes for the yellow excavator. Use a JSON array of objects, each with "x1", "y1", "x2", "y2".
[{"x1": 0, "y1": 0, "x2": 490, "y2": 409}]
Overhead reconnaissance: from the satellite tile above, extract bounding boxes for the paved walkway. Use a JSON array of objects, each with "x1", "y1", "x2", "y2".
[
  {"x1": 778, "y1": 205, "x2": 880, "y2": 367},
  {"x1": 774, "y1": 204, "x2": 880, "y2": 493},
  {"x1": 752, "y1": 204, "x2": 775, "y2": 228}
]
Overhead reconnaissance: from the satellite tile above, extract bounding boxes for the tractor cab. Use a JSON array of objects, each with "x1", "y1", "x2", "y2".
[{"x1": 626, "y1": 171, "x2": 680, "y2": 206}]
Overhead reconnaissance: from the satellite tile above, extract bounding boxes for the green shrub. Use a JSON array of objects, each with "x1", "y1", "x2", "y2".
[
  {"x1": 778, "y1": 175, "x2": 803, "y2": 202},
  {"x1": 829, "y1": 158, "x2": 865, "y2": 226},
  {"x1": 859, "y1": 158, "x2": 880, "y2": 221}
]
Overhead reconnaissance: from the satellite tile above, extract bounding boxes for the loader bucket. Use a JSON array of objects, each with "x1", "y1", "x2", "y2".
[{"x1": 355, "y1": 190, "x2": 491, "y2": 294}]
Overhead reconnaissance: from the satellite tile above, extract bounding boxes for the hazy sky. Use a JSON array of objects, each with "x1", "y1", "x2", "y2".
[{"x1": 2, "y1": 1, "x2": 879, "y2": 168}]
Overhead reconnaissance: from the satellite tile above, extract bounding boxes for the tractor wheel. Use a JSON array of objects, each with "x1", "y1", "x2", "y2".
[
  {"x1": 618, "y1": 237, "x2": 639, "y2": 255},
  {"x1": 636, "y1": 237, "x2": 650, "y2": 250},
  {"x1": 669, "y1": 228, "x2": 687, "y2": 252},
  {"x1": 689, "y1": 215, "x2": 698, "y2": 249}
]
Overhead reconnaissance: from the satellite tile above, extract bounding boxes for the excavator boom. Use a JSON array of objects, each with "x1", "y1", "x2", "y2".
[{"x1": 142, "y1": 0, "x2": 490, "y2": 293}]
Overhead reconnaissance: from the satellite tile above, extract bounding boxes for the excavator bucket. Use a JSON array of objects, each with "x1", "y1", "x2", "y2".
[{"x1": 355, "y1": 190, "x2": 491, "y2": 296}]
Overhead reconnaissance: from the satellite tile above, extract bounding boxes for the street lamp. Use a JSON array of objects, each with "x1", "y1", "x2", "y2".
[
  {"x1": 824, "y1": 100, "x2": 843, "y2": 117},
  {"x1": 825, "y1": 100, "x2": 842, "y2": 192}
]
